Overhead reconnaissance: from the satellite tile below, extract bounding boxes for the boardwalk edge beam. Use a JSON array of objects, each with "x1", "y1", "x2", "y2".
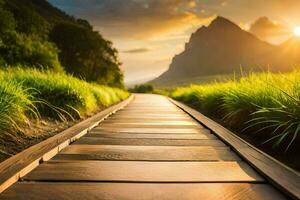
[
  {"x1": 0, "y1": 95, "x2": 134, "y2": 193},
  {"x1": 169, "y1": 98, "x2": 300, "y2": 200}
]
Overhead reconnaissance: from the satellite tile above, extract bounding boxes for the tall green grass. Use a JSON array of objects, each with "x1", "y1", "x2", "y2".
[
  {"x1": 0, "y1": 68, "x2": 129, "y2": 135},
  {"x1": 171, "y1": 71, "x2": 300, "y2": 150},
  {"x1": 0, "y1": 81, "x2": 34, "y2": 132}
]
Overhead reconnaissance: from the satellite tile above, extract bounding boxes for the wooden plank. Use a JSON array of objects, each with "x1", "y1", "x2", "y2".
[
  {"x1": 23, "y1": 161, "x2": 264, "y2": 182},
  {"x1": 106, "y1": 117, "x2": 193, "y2": 121},
  {"x1": 170, "y1": 98, "x2": 300, "y2": 199},
  {"x1": 111, "y1": 114, "x2": 191, "y2": 118},
  {"x1": 121, "y1": 105, "x2": 181, "y2": 112},
  {"x1": 120, "y1": 109, "x2": 180, "y2": 112},
  {"x1": 0, "y1": 182, "x2": 287, "y2": 200},
  {"x1": 125, "y1": 104, "x2": 177, "y2": 106},
  {"x1": 123, "y1": 105, "x2": 178, "y2": 107},
  {"x1": 74, "y1": 137, "x2": 226, "y2": 146},
  {"x1": 93, "y1": 127, "x2": 206, "y2": 134},
  {"x1": 0, "y1": 96, "x2": 133, "y2": 193},
  {"x1": 116, "y1": 111, "x2": 183, "y2": 114},
  {"x1": 86, "y1": 133, "x2": 216, "y2": 139},
  {"x1": 100, "y1": 121, "x2": 199, "y2": 125},
  {"x1": 53, "y1": 145, "x2": 239, "y2": 161},
  {"x1": 118, "y1": 112, "x2": 184, "y2": 115},
  {"x1": 101, "y1": 118, "x2": 199, "y2": 125},
  {"x1": 111, "y1": 115, "x2": 192, "y2": 119},
  {"x1": 122, "y1": 105, "x2": 177, "y2": 107},
  {"x1": 89, "y1": 128, "x2": 212, "y2": 135},
  {"x1": 97, "y1": 124, "x2": 202, "y2": 129}
]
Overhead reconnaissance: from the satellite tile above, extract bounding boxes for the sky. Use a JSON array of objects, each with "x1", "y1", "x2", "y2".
[{"x1": 48, "y1": 0, "x2": 300, "y2": 85}]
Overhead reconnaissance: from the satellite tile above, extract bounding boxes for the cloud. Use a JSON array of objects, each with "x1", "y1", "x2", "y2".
[
  {"x1": 49, "y1": 0, "x2": 214, "y2": 39},
  {"x1": 49, "y1": 0, "x2": 300, "y2": 83},
  {"x1": 249, "y1": 17, "x2": 291, "y2": 41},
  {"x1": 123, "y1": 48, "x2": 151, "y2": 53},
  {"x1": 49, "y1": 0, "x2": 300, "y2": 41}
]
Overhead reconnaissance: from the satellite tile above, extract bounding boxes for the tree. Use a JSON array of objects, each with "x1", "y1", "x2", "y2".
[
  {"x1": 0, "y1": 1, "x2": 62, "y2": 71},
  {"x1": 0, "y1": 0, "x2": 125, "y2": 88},
  {"x1": 0, "y1": 33, "x2": 62, "y2": 71},
  {"x1": 0, "y1": 0, "x2": 16, "y2": 35},
  {"x1": 49, "y1": 22, "x2": 124, "y2": 88},
  {"x1": 4, "y1": 0, "x2": 50, "y2": 38}
]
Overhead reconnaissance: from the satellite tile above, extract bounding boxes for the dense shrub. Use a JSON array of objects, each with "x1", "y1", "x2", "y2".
[
  {"x1": 129, "y1": 84, "x2": 154, "y2": 93},
  {"x1": 0, "y1": 33, "x2": 63, "y2": 71}
]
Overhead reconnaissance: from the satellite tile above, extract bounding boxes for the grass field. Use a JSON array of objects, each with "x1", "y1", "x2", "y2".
[
  {"x1": 171, "y1": 70, "x2": 300, "y2": 151},
  {"x1": 0, "y1": 68, "x2": 129, "y2": 156}
]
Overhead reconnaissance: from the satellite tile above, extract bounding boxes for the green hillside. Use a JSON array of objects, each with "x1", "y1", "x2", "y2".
[
  {"x1": 0, "y1": 0, "x2": 129, "y2": 160},
  {"x1": 0, "y1": 0, "x2": 124, "y2": 88}
]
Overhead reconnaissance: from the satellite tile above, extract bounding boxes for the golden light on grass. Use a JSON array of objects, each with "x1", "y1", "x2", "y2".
[{"x1": 293, "y1": 26, "x2": 300, "y2": 37}]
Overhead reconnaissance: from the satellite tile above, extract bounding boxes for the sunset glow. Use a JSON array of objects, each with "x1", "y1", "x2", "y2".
[
  {"x1": 49, "y1": 0, "x2": 300, "y2": 84},
  {"x1": 294, "y1": 27, "x2": 300, "y2": 37}
]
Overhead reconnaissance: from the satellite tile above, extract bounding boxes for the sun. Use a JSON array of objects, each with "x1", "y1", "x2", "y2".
[{"x1": 293, "y1": 27, "x2": 300, "y2": 37}]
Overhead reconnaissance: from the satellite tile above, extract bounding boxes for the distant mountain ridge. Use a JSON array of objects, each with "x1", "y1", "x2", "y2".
[{"x1": 151, "y1": 16, "x2": 300, "y2": 86}]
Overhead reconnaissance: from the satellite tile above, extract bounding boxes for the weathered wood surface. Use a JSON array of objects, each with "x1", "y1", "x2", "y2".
[
  {"x1": 74, "y1": 137, "x2": 226, "y2": 146},
  {"x1": 53, "y1": 145, "x2": 239, "y2": 161},
  {"x1": 89, "y1": 128, "x2": 212, "y2": 135},
  {"x1": 93, "y1": 127, "x2": 205, "y2": 134},
  {"x1": 86, "y1": 133, "x2": 216, "y2": 139},
  {"x1": 0, "y1": 94, "x2": 290, "y2": 199},
  {"x1": 23, "y1": 161, "x2": 263, "y2": 182},
  {"x1": 0, "y1": 183, "x2": 287, "y2": 200},
  {"x1": 98, "y1": 124, "x2": 200, "y2": 129}
]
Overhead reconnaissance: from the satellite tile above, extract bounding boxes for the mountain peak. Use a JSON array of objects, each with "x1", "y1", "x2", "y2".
[
  {"x1": 209, "y1": 16, "x2": 241, "y2": 30},
  {"x1": 185, "y1": 16, "x2": 244, "y2": 50},
  {"x1": 151, "y1": 16, "x2": 298, "y2": 86}
]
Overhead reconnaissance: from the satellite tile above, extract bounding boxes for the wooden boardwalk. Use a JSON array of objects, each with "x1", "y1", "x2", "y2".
[{"x1": 0, "y1": 94, "x2": 290, "y2": 199}]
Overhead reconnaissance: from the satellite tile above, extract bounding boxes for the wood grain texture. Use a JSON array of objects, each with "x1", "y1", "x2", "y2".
[
  {"x1": 98, "y1": 124, "x2": 202, "y2": 129},
  {"x1": 23, "y1": 161, "x2": 264, "y2": 182},
  {"x1": 106, "y1": 117, "x2": 193, "y2": 121},
  {"x1": 74, "y1": 137, "x2": 225, "y2": 146},
  {"x1": 117, "y1": 110, "x2": 183, "y2": 113},
  {"x1": 170, "y1": 98, "x2": 300, "y2": 199},
  {"x1": 89, "y1": 128, "x2": 212, "y2": 135},
  {"x1": 110, "y1": 114, "x2": 192, "y2": 119},
  {"x1": 100, "y1": 121, "x2": 199, "y2": 125},
  {"x1": 86, "y1": 133, "x2": 216, "y2": 139},
  {"x1": 0, "y1": 183, "x2": 287, "y2": 200},
  {"x1": 53, "y1": 145, "x2": 239, "y2": 161},
  {"x1": 93, "y1": 127, "x2": 206, "y2": 134}
]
